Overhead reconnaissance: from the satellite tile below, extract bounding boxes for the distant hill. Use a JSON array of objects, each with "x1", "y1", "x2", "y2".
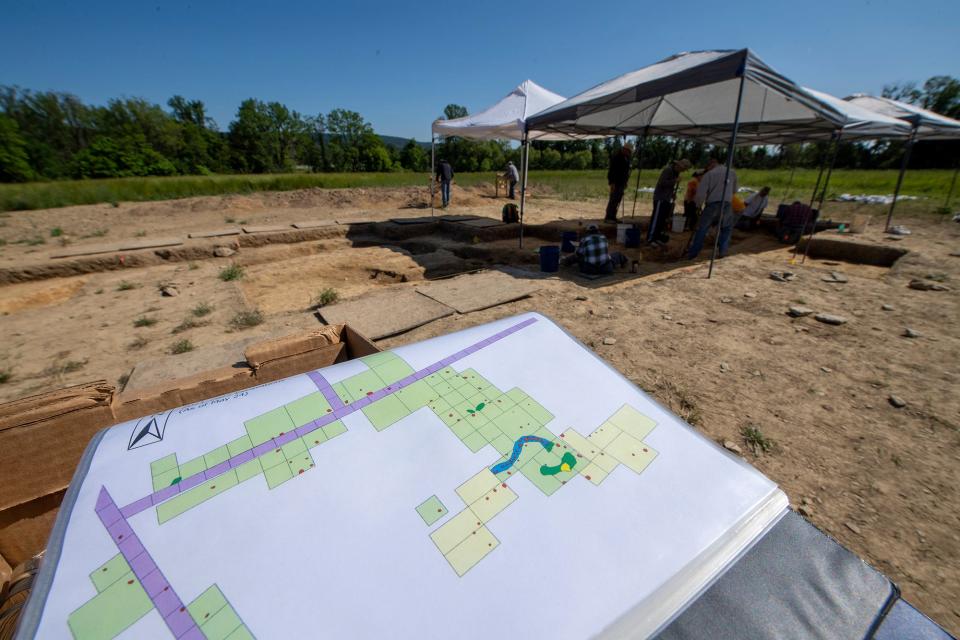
[{"x1": 379, "y1": 135, "x2": 431, "y2": 150}]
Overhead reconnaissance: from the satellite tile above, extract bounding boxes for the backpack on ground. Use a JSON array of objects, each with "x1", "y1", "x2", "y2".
[{"x1": 502, "y1": 203, "x2": 519, "y2": 223}]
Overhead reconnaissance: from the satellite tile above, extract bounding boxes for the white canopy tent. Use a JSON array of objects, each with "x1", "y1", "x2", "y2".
[
  {"x1": 525, "y1": 49, "x2": 858, "y2": 275},
  {"x1": 430, "y1": 79, "x2": 590, "y2": 222},
  {"x1": 845, "y1": 94, "x2": 960, "y2": 229}
]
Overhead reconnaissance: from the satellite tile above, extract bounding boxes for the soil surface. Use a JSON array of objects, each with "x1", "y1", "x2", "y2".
[{"x1": 0, "y1": 184, "x2": 957, "y2": 633}]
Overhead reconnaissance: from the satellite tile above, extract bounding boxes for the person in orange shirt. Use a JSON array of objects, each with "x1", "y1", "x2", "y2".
[{"x1": 683, "y1": 171, "x2": 703, "y2": 231}]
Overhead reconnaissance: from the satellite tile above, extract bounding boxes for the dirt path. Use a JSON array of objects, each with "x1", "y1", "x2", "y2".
[{"x1": 0, "y1": 185, "x2": 957, "y2": 633}]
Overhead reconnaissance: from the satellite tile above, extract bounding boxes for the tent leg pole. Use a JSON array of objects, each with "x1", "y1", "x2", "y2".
[
  {"x1": 781, "y1": 145, "x2": 797, "y2": 204},
  {"x1": 630, "y1": 132, "x2": 647, "y2": 218},
  {"x1": 430, "y1": 136, "x2": 436, "y2": 216},
  {"x1": 802, "y1": 133, "x2": 841, "y2": 264},
  {"x1": 519, "y1": 135, "x2": 529, "y2": 249},
  {"x1": 943, "y1": 161, "x2": 959, "y2": 210},
  {"x1": 790, "y1": 141, "x2": 830, "y2": 263},
  {"x1": 886, "y1": 127, "x2": 916, "y2": 232},
  {"x1": 707, "y1": 74, "x2": 746, "y2": 279}
]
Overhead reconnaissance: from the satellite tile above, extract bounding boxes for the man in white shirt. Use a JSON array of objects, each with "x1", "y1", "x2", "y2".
[
  {"x1": 738, "y1": 186, "x2": 771, "y2": 229},
  {"x1": 505, "y1": 161, "x2": 520, "y2": 199},
  {"x1": 687, "y1": 157, "x2": 739, "y2": 260}
]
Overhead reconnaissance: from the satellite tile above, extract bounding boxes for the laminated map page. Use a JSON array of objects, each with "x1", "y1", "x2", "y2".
[{"x1": 19, "y1": 312, "x2": 788, "y2": 640}]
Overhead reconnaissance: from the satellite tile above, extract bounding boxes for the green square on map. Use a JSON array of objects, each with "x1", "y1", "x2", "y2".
[
  {"x1": 342, "y1": 369, "x2": 386, "y2": 401},
  {"x1": 360, "y1": 351, "x2": 398, "y2": 368},
  {"x1": 374, "y1": 359, "x2": 415, "y2": 386},
  {"x1": 281, "y1": 437, "x2": 307, "y2": 459},
  {"x1": 245, "y1": 407, "x2": 294, "y2": 446},
  {"x1": 204, "y1": 445, "x2": 230, "y2": 468},
  {"x1": 151, "y1": 454, "x2": 178, "y2": 477},
  {"x1": 324, "y1": 420, "x2": 348, "y2": 439},
  {"x1": 305, "y1": 427, "x2": 328, "y2": 447},
  {"x1": 428, "y1": 379, "x2": 454, "y2": 396},
  {"x1": 202, "y1": 604, "x2": 243, "y2": 640},
  {"x1": 264, "y1": 463, "x2": 293, "y2": 489},
  {"x1": 396, "y1": 380, "x2": 439, "y2": 412},
  {"x1": 286, "y1": 392, "x2": 332, "y2": 427},
  {"x1": 187, "y1": 585, "x2": 227, "y2": 624},
  {"x1": 152, "y1": 468, "x2": 181, "y2": 491},
  {"x1": 362, "y1": 395, "x2": 411, "y2": 431},
  {"x1": 505, "y1": 387, "x2": 529, "y2": 404},
  {"x1": 521, "y1": 459, "x2": 562, "y2": 496},
  {"x1": 491, "y1": 434, "x2": 514, "y2": 456},
  {"x1": 90, "y1": 554, "x2": 130, "y2": 592},
  {"x1": 462, "y1": 430, "x2": 488, "y2": 453},
  {"x1": 235, "y1": 459, "x2": 263, "y2": 483},
  {"x1": 178, "y1": 456, "x2": 207, "y2": 479},
  {"x1": 415, "y1": 495, "x2": 448, "y2": 526},
  {"x1": 227, "y1": 435, "x2": 253, "y2": 456},
  {"x1": 258, "y1": 446, "x2": 285, "y2": 471},
  {"x1": 331, "y1": 382, "x2": 353, "y2": 405},
  {"x1": 478, "y1": 421, "x2": 501, "y2": 442},
  {"x1": 520, "y1": 398, "x2": 554, "y2": 426},
  {"x1": 480, "y1": 402, "x2": 503, "y2": 421},
  {"x1": 226, "y1": 627, "x2": 255, "y2": 640}
]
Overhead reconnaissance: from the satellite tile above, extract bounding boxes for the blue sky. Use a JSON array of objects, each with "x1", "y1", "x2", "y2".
[{"x1": 2, "y1": 0, "x2": 958, "y2": 140}]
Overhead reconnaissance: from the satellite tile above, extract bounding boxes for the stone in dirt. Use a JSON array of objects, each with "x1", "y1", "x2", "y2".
[
  {"x1": 575, "y1": 295, "x2": 588, "y2": 301},
  {"x1": 908, "y1": 279, "x2": 950, "y2": 291},
  {"x1": 769, "y1": 271, "x2": 795, "y2": 282},
  {"x1": 719, "y1": 362, "x2": 730, "y2": 372},
  {"x1": 214, "y1": 246, "x2": 237, "y2": 257},
  {"x1": 722, "y1": 440, "x2": 743, "y2": 455},
  {"x1": 822, "y1": 271, "x2": 849, "y2": 283},
  {"x1": 881, "y1": 304, "x2": 895, "y2": 311},
  {"x1": 602, "y1": 337, "x2": 617, "y2": 345},
  {"x1": 744, "y1": 292, "x2": 756, "y2": 298},
  {"x1": 720, "y1": 297, "x2": 733, "y2": 303},
  {"x1": 888, "y1": 395, "x2": 907, "y2": 408},
  {"x1": 844, "y1": 521, "x2": 862, "y2": 535},
  {"x1": 903, "y1": 328, "x2": 921, "y2": 338},
  {"x1": 814, "y1": 313, "x2": 847, "y2": 325},
  {"x1": 160, "y1": 285, "x2": 179, "y2": 297},
  {"x1": 821, "y1": 366, "x2": 832, "y2": 373},
  {"x1": 788, "y1": 306, "x2": 814, "y2": 318}
]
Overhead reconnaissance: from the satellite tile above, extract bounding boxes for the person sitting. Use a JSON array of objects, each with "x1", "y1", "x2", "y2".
[
  {"x1": 570, "y1": 224, "x2": 624, "y2": 275},
  {"x1": 737, "y1": 186, "x2": 771, "y2": 229},
  {"x1": 777, "y1": 201, "x2": 815, "y2": 244}
]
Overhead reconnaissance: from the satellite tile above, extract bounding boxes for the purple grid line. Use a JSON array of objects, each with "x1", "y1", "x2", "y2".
[
  {"x1": 119, "y1": 316, "x2": 539, "y2": 515},
  {"x1": 121, "y1": 495, "x2": 153, "y2": 519},
  {"x1": 275, "y1": 431, "x2": 297, "y2": 446},
  {"x1": 95, "y1": 488, "x2": 202, "y2": 639}
]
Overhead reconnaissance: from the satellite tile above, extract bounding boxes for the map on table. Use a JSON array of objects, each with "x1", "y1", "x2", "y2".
[{"x1": 22, "y1": 313, "x2": 784, "y2": 640}]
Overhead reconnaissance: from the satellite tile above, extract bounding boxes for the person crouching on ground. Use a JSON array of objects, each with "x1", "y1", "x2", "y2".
[
  {"x1": 505, "y1": 161, "x2": 520, "y2": 199},
  {"x1": 648, "y1": 158, "x2": 692, "y2": 245},
  {"x1": 687, "y1": 157, "x2": 738, "y2": 260},
  {"x1": 605, "y1": 144, "x2": 633, "y2": 223},
  {"x1": 568, "y1": 224, "x2": 626, "y2": 275},
  {"x1": 737, "y1": 186, "x2": 770, "y2": 229}
]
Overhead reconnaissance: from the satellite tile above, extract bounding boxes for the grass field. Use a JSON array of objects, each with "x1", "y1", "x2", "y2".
[{"x1": 0, "y1": 169, "x2": 956, "y2": 213}]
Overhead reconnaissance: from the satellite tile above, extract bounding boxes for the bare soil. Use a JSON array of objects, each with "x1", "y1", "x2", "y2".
[{"x1": 0, "y1": 184, "x2": 957, "y2": 633}]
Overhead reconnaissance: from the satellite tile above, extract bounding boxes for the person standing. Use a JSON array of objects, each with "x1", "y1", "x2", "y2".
[
  {"x1": 505, "y1": 161, "x2": 520, "y2": 200},
  {"x1": 437, "y1": 159, "x2": 454, "y2": 208},
  {"x1": 648, "y1": 159, "x2": 691, "y2": 244},
  {"x1": 605, "y1": 144, "x2": 633, "y2": 222},
  {"x1": 683, "y1": 170, "x2": 704, "y2": 232},
  {"x1": 687, "y1": 157, "x2": 739, "y2": 260}
]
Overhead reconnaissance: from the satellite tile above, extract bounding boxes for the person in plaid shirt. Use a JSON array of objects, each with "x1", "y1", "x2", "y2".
[{"x1": 575, "y1": 224, "x2": 615, "y2": 275}]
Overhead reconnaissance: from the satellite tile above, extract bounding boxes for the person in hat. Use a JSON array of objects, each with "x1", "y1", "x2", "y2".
[
  {"x1": 505, "y1": 161, "x2": 520, "y2": 199},
  {"x1": 648, "y1": 158, "x2": 692, "y2": 245},
  {"x1": 605, "y1": 144, "x2": 633, "y2": 222}
]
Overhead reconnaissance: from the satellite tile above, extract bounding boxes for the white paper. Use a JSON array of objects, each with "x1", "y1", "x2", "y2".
[{"x1": 29, "y1": 312, "x2": 782, "y2": 640}]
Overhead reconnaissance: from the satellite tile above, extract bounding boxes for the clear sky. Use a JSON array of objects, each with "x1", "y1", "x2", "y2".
[{"x1": 2, "y1": 0, "x2": 958, "y2": 140}]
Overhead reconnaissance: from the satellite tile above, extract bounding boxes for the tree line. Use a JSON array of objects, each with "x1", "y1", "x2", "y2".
[{"x1": 0, "y1": 75, "x2": 956, "y2": 183}]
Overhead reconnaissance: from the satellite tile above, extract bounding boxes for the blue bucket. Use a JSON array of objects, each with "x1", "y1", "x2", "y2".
[
  {"x1": 539, "y1": 245, "x2": 560, "y2": 272},
  {"x1": 560, "y1": 231, "x2": 578, "y2": 253},
  {"x1": 625, "y1": 227, "x2": 641, "y2": 248}
]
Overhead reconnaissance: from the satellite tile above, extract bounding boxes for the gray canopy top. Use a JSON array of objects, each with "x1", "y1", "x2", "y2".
[
  {"x1": 845, "y1": 94, "x2": 960, "y2": 140},
  {"x1": 525, "y1": 49, "x2": 856, "y2": 145}
]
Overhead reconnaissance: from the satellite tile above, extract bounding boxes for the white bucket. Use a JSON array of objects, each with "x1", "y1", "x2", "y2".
[
  {"x1": 671, "y1": 215, "x2": 686, "y2": 233},
  {"x1": 616, "y1": 223, "x2": 630, "y2": 244}
]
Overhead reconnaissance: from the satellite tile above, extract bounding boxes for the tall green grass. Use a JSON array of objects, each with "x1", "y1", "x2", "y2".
[{"x1": 0, "y1": 169, "x2": 955, "y2": 213}]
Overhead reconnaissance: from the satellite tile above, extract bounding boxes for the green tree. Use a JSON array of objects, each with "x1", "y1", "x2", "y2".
[
  {"x1": 399, "y1": 139, "x2": 427, "y2": 171},
  {"x1": 228, "y1": 99, "x2": 276, "y2": 173},
  {"x1": 0, "y1": 114, "x2": 34, "y2": 181}
]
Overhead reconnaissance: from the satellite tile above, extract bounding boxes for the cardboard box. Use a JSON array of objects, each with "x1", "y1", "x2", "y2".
[{"x1": 0, "y1": 324, "x2": 379, "y2": 581}]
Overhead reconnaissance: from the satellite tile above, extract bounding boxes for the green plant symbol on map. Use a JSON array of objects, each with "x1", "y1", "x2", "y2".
[
  {"x1": 466, "y1": 402, "x2": 486, "y2": 415},
  {"x1": 170, "y1": 476, "x2": 182, "y2": 486},
  {"x1": 540, "y1": 451, "x2": 577, "y2": 476}
]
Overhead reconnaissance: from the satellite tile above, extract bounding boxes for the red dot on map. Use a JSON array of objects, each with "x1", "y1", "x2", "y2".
[
  {"x1": 163, "y1": 586, "x2": 169, "y2": 591},
  {"x1": 485, "y1": 497, "x2": 490, "y2": 501},
  {"x1": 502, "y1": 483, "x2": 507, "y2": 488},
  {"x1": 326, "y1": 409, "x2": 331, "y2": 413},
  {"x1": 117, "y1": 534, "x2": 123, "y2": 539},
  {"x1": 366, "y1": 391, "x2": 373, "y2": 396},
  {"x1": 643, "y1": 448, "x2": 648, "y2": 452},
  {"x1": 585, "y1": 475, "x2": 592, "y2": 480},
  {"x1": 102, "y1": 568, "x2": 108, "y2": 572},
  {"x1": 437, "y1": 508, "x2": 442, "y2": 512},
  {"x1": 299, "y1": 469, "x2": 304, "y2": 474},
  {"x1": 211, "y1": 485, "x2": 216, "y2": 489},
  {"x1": 315, "y1": 440, "x2": 320, "y2": 444},
  {"x1": 204, "y1": 613, "x2": 210, "y2": 619},
  {"x1": 180, "y1": 607, "x2": 185, "y2": 613},
  {"x1": 127, "y1": 579, "x2": 134, "y2": 585}
]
